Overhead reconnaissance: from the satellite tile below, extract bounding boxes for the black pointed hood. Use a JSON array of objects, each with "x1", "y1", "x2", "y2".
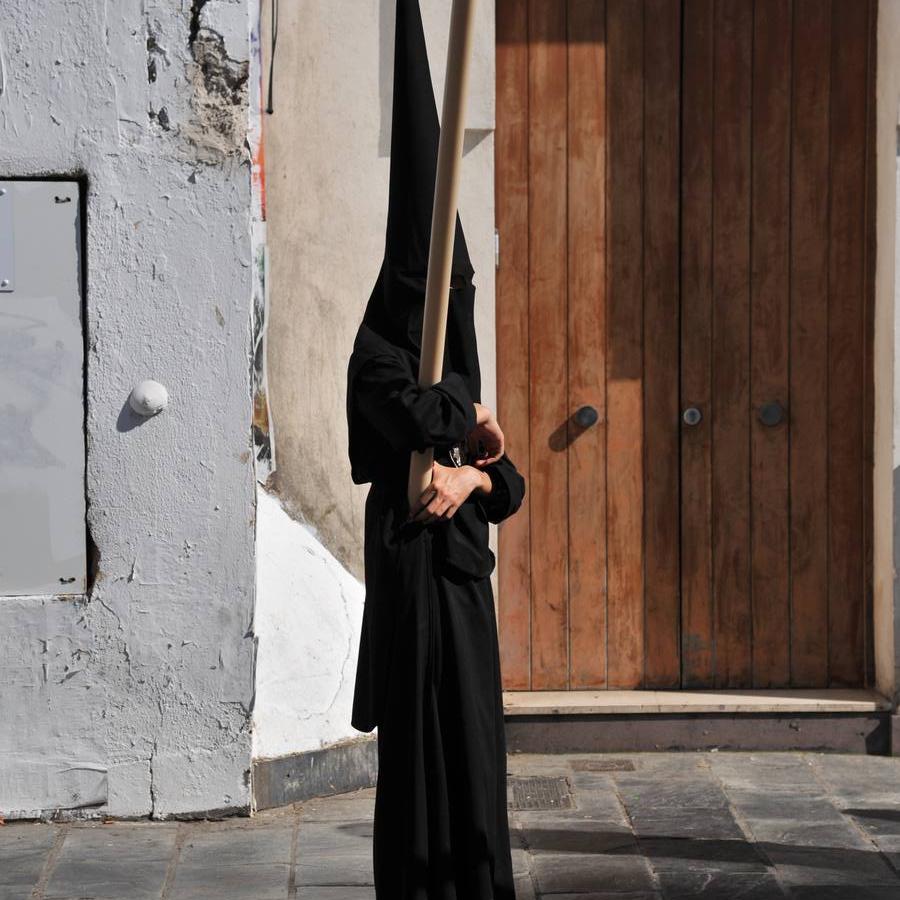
[{"x1": 356, "y1": 0, "x2": 480, "y2": 398}]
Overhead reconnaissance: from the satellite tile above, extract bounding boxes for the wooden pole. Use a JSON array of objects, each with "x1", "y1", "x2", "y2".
[{"x1": 407, "y1": 0, "x2": 479, "y2": 509}]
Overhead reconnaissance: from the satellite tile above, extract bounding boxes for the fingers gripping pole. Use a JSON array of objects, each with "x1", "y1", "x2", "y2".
[{"x1": 407, "y1": 0, "x2": 479, "y2": 510}]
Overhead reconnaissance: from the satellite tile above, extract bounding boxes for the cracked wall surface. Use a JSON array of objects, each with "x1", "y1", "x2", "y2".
[{"x1": 0, "y1": 0, "x2": 257, "y2": 818}]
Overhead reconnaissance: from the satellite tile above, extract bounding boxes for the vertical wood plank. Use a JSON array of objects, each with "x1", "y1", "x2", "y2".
[
  {"x1": 567, "y1": 0, "x2": 608, "y2": 689},
  {"x1": 711, "y1": 0, "x2": 753, "y2": 688},
  {"x1": 827, "y1": 0, "x2": 868, "y2": 686},
  {"x1": 750, "y1": 0, "x2": 792, "y2": 687},
  {"x1": 496, "y1": 0, "x2": 532, "y2": 690},
  {"x1": 789, "y1": 0, "x2": 831, "y2": 687},
  {"x1": 528, "y1": 0, "x2": 569, "y2": 689},
  {"x1": 642, "y1": 0, "x2": 681, "y2": 688},
  {"x1": 680, "y1": 0, "x2": 715, "y2": 687},
  {"x1": 606, "y1": 0, "x2": 644, "y2": 688}
]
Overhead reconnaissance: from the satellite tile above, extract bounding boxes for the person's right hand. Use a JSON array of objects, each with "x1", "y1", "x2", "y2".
[
  {"x1": 469, "y1": 403, "x2": 504, "y2": 467},
  {"x1": 408, "y1": 462, "x2": 486, "y2": 524}
]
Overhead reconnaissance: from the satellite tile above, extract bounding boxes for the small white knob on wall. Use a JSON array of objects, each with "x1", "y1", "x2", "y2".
[{"x1": 129, "y1": 380, "x2": 169, "y2": 416}]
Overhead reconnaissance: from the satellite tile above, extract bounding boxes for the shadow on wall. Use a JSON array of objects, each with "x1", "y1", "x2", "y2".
[{"x1": 379, "y1": 0, "x2": 393, "y2": 156}]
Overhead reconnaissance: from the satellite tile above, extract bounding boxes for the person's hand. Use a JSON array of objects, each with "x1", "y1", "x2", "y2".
[
  {"x1": 408, "y1": 462, "x2": 490, "y2": 524},
  {"x1": 469, "y1": 403, "x2": 504, "y2": 467}
]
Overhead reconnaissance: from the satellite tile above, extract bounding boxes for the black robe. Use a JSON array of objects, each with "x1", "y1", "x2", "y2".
[
  {"x1": 347, "y1": 324, "x2": 525, "y2": 898},
  {"x1": 346, "y1": 1, "x2": 526, "y2": 895}
]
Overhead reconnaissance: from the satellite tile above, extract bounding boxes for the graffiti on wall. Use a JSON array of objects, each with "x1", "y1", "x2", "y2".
[{"x1": 249, "y1": 0, "x2": 275, "y2": 482}]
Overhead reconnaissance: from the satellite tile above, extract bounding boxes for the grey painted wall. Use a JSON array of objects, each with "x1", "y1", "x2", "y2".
[{"x1": 0, "y1": 0, "x2": 258, "y2": 817}]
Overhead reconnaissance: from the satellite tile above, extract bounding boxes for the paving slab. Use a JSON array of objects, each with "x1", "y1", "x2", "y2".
[
  {"x1": 639, "y1": 836, "x2": 771, "y2": 874},
  {"x1": 624, "y1": 753, "x2": 712, "y2": 774},
  {"x1": 294, "y1": 821, "x2": 373, "y2": 886},
  {"x1": 725, "y1": 791, "x2": 841, "y2": 820},
  {"x1": 543, "y1": 894, "x2": 661, "y2": 900},
  {"x1": 513, "y1": 873, "x2": 537, "y2": 900},
  {"x1": 615, "y1": 776, "x2": 730, "y2": 811},
  {"x1": 788, "y1": 886, "x2": 900, "y2": 900},
  {"x1": 297, "y1": 820, "x2": 374, "y2": 849},
  {"x1": 569, "y1": 772, "x2": 632, "y2": 820},
  {"x1": 294, "y1": 857, "x2": 374, "y2": 889},
  {"x1": 510, "y1": 844, "x2": 530, "y2": 876},
  {"x1": 743, "y1": 818, "x2": 873, "y2": 849},
  {"x1": 43, "y1": 823, "x2": 179, "y2": 900},
  {"x1": 44, "y1": 856, "x2": 173, "y2": 900},
  {"x1": 654, "y1": 869, "x2": 786, "y2": 899},
  {"x1": 628, "y1": 806, "x2": 747, "y2": 841},
  {"x1": 710, "y1": 755, "x2": 822, "y2": 794},
  {"x1": 52, "y1": 822, "x2": 178, "y2": 860},
  {"x1": 875, "y1": 845, "x2": 900, "y2": 874},
  {"x1": 810, "y1": 755, "x2": 900, "y2": 807},
  {"x1": 2, "y1": 752, "x2": 900, "y2": 900},
  {"x1": 514, "y1": 816, "x2": 637, "y2": 856},
  {"x1": 507, "y1": 753, "x2": 577, "y2": 776},
  {"x1": 298, "y1": 795, "x2": 376, "y2": 823},
  {"x1": 0, "y1": 823, "x2": 56, "y2": 891},
  {"x1": 294, "y1": 889, "x2": 374, "y2": 900},
  {"x1": 843, "y1": 807, "x2": 900, "y2": 837},
  {"x1": 167, "y1": 862, "x2": 291, "y2": 900},
  {"x1": 0, "y1": 858, "x2": 46, "y2": 895},
  {"x1": 762, "y1": 843, "x2": 899, "y2": 888},
  {"x1": 530, "y1": 853, "x2": 656, "y2": 894},
  {"x1": 0, "y1": 823, "x2": 57, "y2": 852},
  {"x1": 179, "y1": 820, "x2": 294, "y2": 866}
]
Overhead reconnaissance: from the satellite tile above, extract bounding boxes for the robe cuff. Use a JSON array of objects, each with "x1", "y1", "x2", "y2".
[{"x1": 479, "y1": 461, "x2": 514, "y2": 524}]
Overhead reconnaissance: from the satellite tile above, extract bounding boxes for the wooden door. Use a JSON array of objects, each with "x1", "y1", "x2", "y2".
[{"x1": 495, "y1": 0, "x2": 875, "y2": 692}]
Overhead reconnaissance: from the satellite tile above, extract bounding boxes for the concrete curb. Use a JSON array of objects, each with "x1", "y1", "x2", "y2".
[{"x1": 252, "y1": 737, "x2": 378, "y2": 810}]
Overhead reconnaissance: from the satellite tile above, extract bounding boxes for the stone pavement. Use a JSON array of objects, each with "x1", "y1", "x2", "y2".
[{"x1": 3, "y1": 752, "x2": 900, "y2": 899}]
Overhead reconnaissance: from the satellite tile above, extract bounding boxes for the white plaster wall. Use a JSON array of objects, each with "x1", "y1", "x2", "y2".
[
  {"x1": 0, "y1": 0, "x2": 258, "y2": 817},
  {"x1": 252, "y1": 487, "x2": 364, "y2": 759}
]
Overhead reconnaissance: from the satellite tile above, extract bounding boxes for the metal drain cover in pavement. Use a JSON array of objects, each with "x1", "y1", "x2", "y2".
[
  {"x1": 507, "y1": 776, "x2": 573, "y2": 810},
  {"x1": 570, "y1": 758, "x2": 635, "y2": 773}
]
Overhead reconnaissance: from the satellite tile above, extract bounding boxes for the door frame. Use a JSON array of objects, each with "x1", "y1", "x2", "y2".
[{"x1": 871, "y1": 1, "x2": 898, "y2": 706}]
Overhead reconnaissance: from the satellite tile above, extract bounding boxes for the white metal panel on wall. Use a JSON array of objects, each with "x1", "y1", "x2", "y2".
[{"x1": 0, "y1": 181, "x2": 86, "y2": 596}]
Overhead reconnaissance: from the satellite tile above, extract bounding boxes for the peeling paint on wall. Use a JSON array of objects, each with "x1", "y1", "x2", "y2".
[{"x1": 183, "y1": 11, "x2": 250, "y2": 163}]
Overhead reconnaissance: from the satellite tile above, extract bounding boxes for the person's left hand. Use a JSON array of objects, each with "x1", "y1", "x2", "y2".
[
  {"x1": 468, "y1": 403, "x2": 505, "y2": 467},
  {"x1": 408, "y1": 462, "x2": 488, "y2": 524}
]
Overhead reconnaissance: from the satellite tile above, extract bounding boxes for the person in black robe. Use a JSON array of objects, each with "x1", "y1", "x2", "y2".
[{"x1": 345, "y1": 1, "x2": 526, "y2": 897}]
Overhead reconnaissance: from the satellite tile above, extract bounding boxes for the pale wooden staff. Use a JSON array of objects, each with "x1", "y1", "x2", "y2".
[{"x1": 407, "y1": 0, "x2": 479, "y2": 509}]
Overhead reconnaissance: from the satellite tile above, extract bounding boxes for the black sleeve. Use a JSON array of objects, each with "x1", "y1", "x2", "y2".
[
  {"x1": 477, "y1": 453, "x2": 526, "y2": 524},
  {"x1": 354, "y1": 354, "x2": 477, "y2": 453}
]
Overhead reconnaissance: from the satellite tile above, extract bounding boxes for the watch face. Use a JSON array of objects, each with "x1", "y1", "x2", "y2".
[{"x1": 449, "y1": 443, "x2": 464, "y2": 468}]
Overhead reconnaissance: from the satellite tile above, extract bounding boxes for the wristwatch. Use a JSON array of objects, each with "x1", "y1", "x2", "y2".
[{"x1": 448, "y1": 441, "x2": 467, "y2": 468}]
